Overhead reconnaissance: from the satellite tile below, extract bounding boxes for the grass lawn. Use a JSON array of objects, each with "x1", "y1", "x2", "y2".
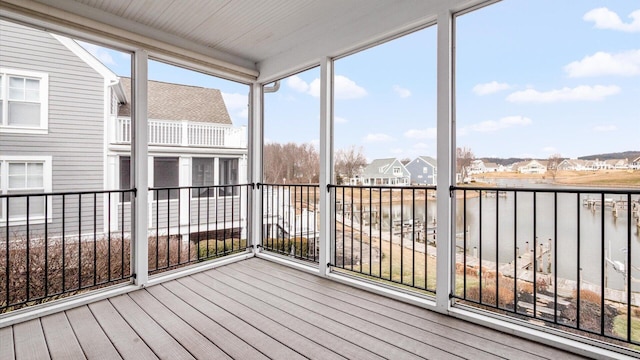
[{"x1": 613, "y1": 314, "x2": 640, "y2": 345}]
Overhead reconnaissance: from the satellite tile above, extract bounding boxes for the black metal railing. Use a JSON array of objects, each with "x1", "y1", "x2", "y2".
[
  {"x1": 148, "y1": 184, "x2": 252, "y2": 275},
  {"x1": 259, "y1": 183, "x2": 319, "y2": 263},
  {"x1": 453, "y1": 185, "x2": 640, "y2": 347},
  {"x1": 1, "y1": 189, "x2": 134, "y2": 313},
  {"x1": 329, "y1": 185, "x2": 437, "y2": 292}
]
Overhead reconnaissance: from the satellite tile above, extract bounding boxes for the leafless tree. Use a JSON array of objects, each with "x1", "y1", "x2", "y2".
[
  {"x1": 547, "y1": 153, "x2": 562, "y2": 180},
  {"x1": 335, "y1": 146, "x2": 367, "y2": 185},
  {"x1": 456, "y1": 147, "x2": 474, "y2": 179},
  {"x1": 263, "y1": 142, "x2": 319, "y2": 183}
]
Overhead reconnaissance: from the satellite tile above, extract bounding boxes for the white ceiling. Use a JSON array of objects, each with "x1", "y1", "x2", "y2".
[{"x1": 5, "y1": 0, "x2": 486, "y2": 81}]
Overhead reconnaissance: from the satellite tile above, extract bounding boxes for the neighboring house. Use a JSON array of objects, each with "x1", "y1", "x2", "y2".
[
  {"x1": 604, "y1": 159, "x2": 628, "y2": 170},
  {"x1": 516, "y1": 160, "x2": 547, "y2": 174},
  {"x1": 0, "y1": 20, "x2": 118, "y2": 234},
  {"x1": 354, "y1": 158, "x2": 410, "y2": 186},
  {"x1": 631, "y1": 156, "x2": 640, "y2": 170},
  {"x1": 467, "y1": 159, "x2": 486, "y2": 175},
  {"x1": 483, "y1": 162, "x2": 499, "y2": 173},
  {"x1": 557, "y1": 159, "x2": 591, "y2": 171},
  {"x1": 405, "y1": 156, "x2": 437, "y2": 185},
  {"x1": 0, "y1": 20, "x2": 247, "y2": 238},
  {"x1": 109, "y1": 78, "x2": 248, "y2": 232}
]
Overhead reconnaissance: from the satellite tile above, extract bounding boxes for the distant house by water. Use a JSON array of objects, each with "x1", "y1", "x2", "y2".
[
  {"x1": 516, "y1": 160, "x2": 547, "y2": 174},
  {"x1": 405, "y1": 156, "x2": 437, "y2": 185},
  {"x1": 353, "y1": 158, "x2": 410, "y2": 186}
]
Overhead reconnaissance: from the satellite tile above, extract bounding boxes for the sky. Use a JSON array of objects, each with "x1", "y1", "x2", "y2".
[{"x1": 83, "y1": 0, "x2": 639, "y2": 162}]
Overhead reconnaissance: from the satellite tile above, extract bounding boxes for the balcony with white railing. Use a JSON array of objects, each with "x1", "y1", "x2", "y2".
[{"x1": 113, "y1": 118, "x2": 247, "y2": 148}]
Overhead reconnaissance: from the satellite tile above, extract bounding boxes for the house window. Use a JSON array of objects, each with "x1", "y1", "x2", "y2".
[
  {"x1": 0, "y1": 157, "x2": 52, "y2": 222},
  {"x1": 0, "y1": 69, "x2": 48, "y2": 133},
  {"x1": 192, "y1": 158, "x2": 215, "y2": 198},
  {"x1": 393, "y1": 167, "x2": 401, "y2": 175},
  {"x1": 219, "y1": 158, "x2": 238, "y2": 196},
  {"x1": 119, "y1": 156, "x2": 131, "y2": 202},
  {"x1": 154, "y1": 157, "x2": 179, "y2": 200},
  {"x1": 423, "y1": 166, "x2": 428, "y2": 173}
]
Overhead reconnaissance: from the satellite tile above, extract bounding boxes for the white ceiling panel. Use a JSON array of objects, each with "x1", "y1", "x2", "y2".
[{"x1": 15, "y1": 0, "x2": 484, "y2": 80}]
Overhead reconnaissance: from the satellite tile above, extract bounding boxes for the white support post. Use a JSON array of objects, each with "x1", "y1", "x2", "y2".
[
  {"x1": 131, "y1": 50, "x2": 149, "y2": 286},
  {"x1": 249, "y1": 83, "x2": 263, "y2": 254},
  {"x1": 435, "y1": 10, "x2": 454, "y2": 314},
  {"x1": 319, "y1": 57, "x2": 333, "y2": 277}
]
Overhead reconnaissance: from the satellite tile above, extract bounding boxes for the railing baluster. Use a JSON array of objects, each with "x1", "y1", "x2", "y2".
[
  {"x1": 45, "y1": 195, "x2": 49, "y2": 296},
  {"x1": 78, "y1": 193, "x2": 82, "y2": 290},
  {"x1": 600, "y1": 192, "x2": 605, "y2": 336},
  {"x1": 93, "y1": 193, "x2": 97, "y2": 286},
  {"x1": 26, "y1": 196, "x2": 30, "y2": 301}
]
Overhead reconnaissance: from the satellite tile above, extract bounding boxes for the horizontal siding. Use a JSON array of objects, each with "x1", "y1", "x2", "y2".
[{"x1": 0, "y1": 20, "x2": 106, "y2": 194}]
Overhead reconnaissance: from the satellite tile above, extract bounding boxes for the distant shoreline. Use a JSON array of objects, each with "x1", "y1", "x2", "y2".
[{"x1": 472, "y1": 169, "x2": 640, "y2": 188}]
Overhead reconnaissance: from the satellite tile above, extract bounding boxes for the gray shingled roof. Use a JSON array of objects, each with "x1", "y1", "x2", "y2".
[{"x1": 117, "y1": 77, "x2": 233, "y2": 124}]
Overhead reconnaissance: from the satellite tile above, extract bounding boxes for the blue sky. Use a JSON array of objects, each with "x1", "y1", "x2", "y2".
[{"x1": 84, "y1": 0, "x2": 639, "y2": 161}]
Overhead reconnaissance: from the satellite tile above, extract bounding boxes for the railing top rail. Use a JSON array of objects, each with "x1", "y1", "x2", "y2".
[
  {"x1": 257, "y1": 183, "x2": 320, "y2": 187},
  {"x1": 0, "y1": 188, "x2": 136, "y2": 199},
  {"x1": 117, "y1": 117, "x2": 237, "y2": 129},
  {"x1": 452, "y1": 185, "x2": 640, "y2": 195},
  {"x1": 329, "y1": 184, "x2": 437, "y2": 190},
  {"x1": 149, "y1": 183, "x2": 254, "y2": 191}
]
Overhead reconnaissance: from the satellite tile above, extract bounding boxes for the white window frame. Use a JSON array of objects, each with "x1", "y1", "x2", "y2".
[
  {"x1": 393, "y1": 166, "x2": 401, "y2": 175},
  {"x1": 0, "y1": 68, "x2": 49, "y2": 134},
  {"x1": 0, "y1": 155, "x2": 53, "y2": 224}
]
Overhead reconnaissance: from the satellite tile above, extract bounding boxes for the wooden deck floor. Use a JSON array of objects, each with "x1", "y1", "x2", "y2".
[{"x1": 0, "y1": 257, "x2": 587, "y2": 360}]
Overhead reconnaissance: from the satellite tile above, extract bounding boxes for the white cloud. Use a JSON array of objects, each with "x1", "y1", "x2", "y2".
[
  {"x1": 564, "y1": 50, "x2": 640, "y2": 77},
  {"x1": 593, "y1": 125, "x2": 618, "y2": 132},
  {"x1": 506, "y1": 85, "x2": 620, "y2": 103},
  {"x1": 308, "y1": 78, "x2": 320, "y2": 97},
  {"x1": 79, "y1": 42, "x2": 115, "y2": 65},
  {"x1": 542, "y1": 146, "x2": 557, "y2": 153},
  {"x1": 583, "y1": 8, "x2": 640, "y2": 33},
  {"x1": 335, "y1": 75, "x2": 367, "y2": 99},
  {"x1": 404, "y1": 128, "x2": 437, "y2": 140},
  {"x1": 461, "y1": 116, "x2": 532, "y2": 134},
  {"x1": 287, "y1": 75, "x2": 310, "y2": 92},
  {"x1": 334, "y1": 116, "x2": 348, "y2": 124},
  {"x1": 363, "y1": 133, "x2": 395, "y2": 143},
  {"x1": 392, "y1": 85, "x2": 411, "y2": 98},
  {"x1": 472, "y1": 81, "x2": 511, "y2": 95},
  {"x1": 413, "y1": 143, "x2": 429, "y2": 150},
  {"x1": 289, "y1": 75, "x2": 365, "y2": 100},
  {"x1": 221, "y1": 92, "x2": 248, "y2": 119}
]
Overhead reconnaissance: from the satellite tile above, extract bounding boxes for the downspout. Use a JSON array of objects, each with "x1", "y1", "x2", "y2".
[{"x1": 263, "y1": 80, "x2": 280, "y2": 93}]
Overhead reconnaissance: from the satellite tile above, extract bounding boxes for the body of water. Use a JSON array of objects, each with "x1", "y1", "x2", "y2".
[{"x1": 366, "y1": 186, "x2": 639, "y2": 292}]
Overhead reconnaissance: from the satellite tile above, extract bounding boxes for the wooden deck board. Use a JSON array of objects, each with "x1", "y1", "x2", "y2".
[
  {"x1": 12, "y1": 319, "x2": 50, "y2": 360},
  {"x1": 243, "y1": 259, "x2": 555, "y2": 360},
  {"x1": 198, "y1": 269, "x2": 428, "y2": 359},
  {"x1": 3, "y1": 257, "x2": 591, "y2": 360},
  {"x1": 175, "y1": 276, "x2": 353, "y2": 360},
  {"x1": 134, "y1": 286, "x2": 255, "y2": 360},
  {"x1": 246, "y1": 258, "x2": 587, "y2": 360},
  {"x1": 88, "y1": 300, "x2": 158, "y2": 360},
  {"x1": 0, "y1": 326, "x2": 15, "y2": 360},
  {"x1": 148, "y1": 283, "x2": 297, "y2": 359},
  {"x1": 65, "y1": 306, "x2": 122, "y2": 360},
  {"x1": 232, "y1": 261, "x2": 502, "y2": 360},
  {"x1": 40, "y1": 312, "x2": 86, "y2": 360},
  {"x1": 216, "y1": 263, "x2": 467, "y2": 360},
  {"x1": 108, "y1": 294, "x2": 195, "y2": 360}
]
